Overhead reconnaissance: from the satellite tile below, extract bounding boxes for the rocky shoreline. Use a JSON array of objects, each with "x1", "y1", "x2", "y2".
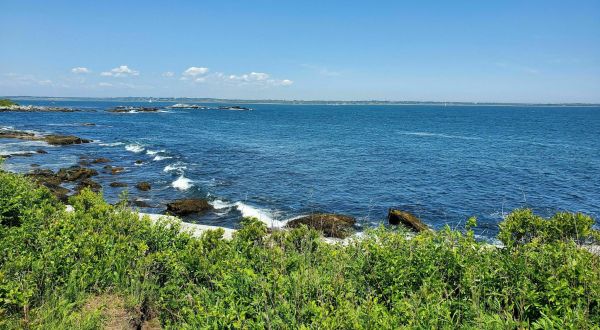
[
  {"x1": 1, "y1": 128, "x2": 430, "y2": 238},
  {"x1": 0, "y1": 104, "x2": 77, "y2": 112}
]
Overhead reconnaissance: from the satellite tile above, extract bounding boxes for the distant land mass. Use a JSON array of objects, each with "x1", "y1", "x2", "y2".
[{"x1": 3, "y1": 96, "x2": 599, "y2": 107}]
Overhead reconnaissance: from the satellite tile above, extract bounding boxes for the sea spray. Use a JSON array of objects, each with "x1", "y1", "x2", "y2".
[
  {"x1": 172, "y1": 175, "x2": 193, "y2": 190},
  {"x1": 125, "y1": 144, "x2": 145, "y2": 153},
  {"x1": 234, "y1": 201, "x2": 286, "y2": 228}
]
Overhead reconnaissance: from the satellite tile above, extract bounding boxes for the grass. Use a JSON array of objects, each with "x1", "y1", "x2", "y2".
[
  {"x1": 0, "y1": 99, "x2": 17, "y2": 107},
  {"x1": 0, "y1": 169, "x2": 599, "y2": 328}
]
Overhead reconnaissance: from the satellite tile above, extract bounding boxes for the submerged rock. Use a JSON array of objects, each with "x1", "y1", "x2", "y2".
[
  {"x1": 109, "y1": 182, "x2": 128, "y2": 187},
  {"x1": 92, "y1": 157, "x2": 111, "y2": 163},
  {"x1": 0, "y1": 129, "x2": 38, "y2": 140},
  {"x1": 129, "y1": 199, "x2": 152, "y2": 208},
  {"x1": 35, "y1": 149, "x2": 48, "y2": 154},
  {"x1": 286, "y1": 213, "x2": 356, "y2": 238},
  {"x1": 135, "y1": 182, "x2": 151, "y2": 191},
  {"x1": 166, "y1": 199, "x2": 213, "y2": 216},
  {"x1": 387, "y1": 209, "x2": 429, "y2": 232}
]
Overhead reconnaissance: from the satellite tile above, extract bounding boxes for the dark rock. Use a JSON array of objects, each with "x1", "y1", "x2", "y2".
[
  {"x1": 43, "y1": 182, "x2": 70, "y2": 202},
  {"x1": 81, "y1": 123, "x2": 95, "y2": 126},
  {"x1": 0, "y1": 129, "x2": 38, "y2": 140},
  {"x1": 92, "y1": 157, "x2": 111, "y2": 163},
  {"x1": 36, "y1": 149, "x2": 48, "y2": 154},
  {"x1": 286, "y1": 213, "x2": 356, "y2": 238},
  {"x1": 129, "y1": 199, "x2": 151, "y2": 208},
  {"x1": 75, "y1": 178, "x2": 102, "y2": 193},
  {"x1": 135, "y1": 160, "x2": 144, "y2": 165},
  {"x1": 110, "y1": 166, "x2": 124, "y2": 175},
  {"x1": 8, "y1": 152, "x2": 34, "y2": 157},
  {"x1": 26, "y1": 169, "x2": 62, "y2": 186},
  {"x1": 44, "y1": 135, "x2": 92, "y2": 145},
  {"x1": 109, "y1": 182, "x2": 128, "y2": 187},
  {"x1": 56, "y1": 166, "x2": 98, "y2": 181},
  {"x1": 108, "y1": 106, "x2": 160, "y2": 113},
  {"x1": 387, "y1": 209, "x2": 429, "y2": 232},
  {"x1": 135, "y1": 182, "x2": 151, "y2": 191},
  {"x1": 166, "y1": 199, "x2": 213, "y2": 216},
  {"x1": 30, "y1": 164, "x2": 40, "y2": 167}
]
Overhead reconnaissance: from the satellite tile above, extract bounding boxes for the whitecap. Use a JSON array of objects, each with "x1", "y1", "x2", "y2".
[
  {"x1": 163, "y1": 162, "x2": 187, "y2": 172},
  {"x1": 146, "y1": 149, "x2": 164, "y2": 155},
  {"x1": 210, "y1": 199, "x2": 234, "y2": 210},
  {"x1": 153, "y1": 155, "x2": 173, "y2": 161},
  {"x1": 398, "y1": 131, "x2": 481, "y2": 140},
  {"x1": 99, "y1": 142, "x2": 125, "y2": 147},
  {"x1": 234, "y1": 202, "x2": 285, "y2": 228},
  {"x1": 172, "y1": 175, "x2": 193, "y2": 190},
  {"x1": 125, "y1": 144, "x2": 145, "y2": 153}
]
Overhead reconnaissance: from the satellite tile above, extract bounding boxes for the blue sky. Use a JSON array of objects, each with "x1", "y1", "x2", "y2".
[{"x1": 1, "y1": 1, "x2": 599, "y2": 102}]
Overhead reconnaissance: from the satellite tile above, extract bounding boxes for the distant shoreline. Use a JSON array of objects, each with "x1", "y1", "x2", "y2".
[{"x1": 3, "y1": 96, "x2": 600, "y2": 107}]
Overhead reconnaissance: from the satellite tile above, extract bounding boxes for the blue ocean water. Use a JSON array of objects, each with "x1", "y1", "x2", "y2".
[{"x1": 2, "y1": 99, "x2": 600, "y2": 238}]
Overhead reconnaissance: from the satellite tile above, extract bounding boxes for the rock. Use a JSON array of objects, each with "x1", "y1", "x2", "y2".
[
  {"x1": 0, "y1": 105, "x2": 76, "y2": 112},
  {"x1": 135, "y1": 182, "x2": 151, "y2": 191},
  {"x1": 56, "y1": 166, "x2": 98, "y2": 182},
  {"x1": 166, "y1": 199, "x2": 213, "y2": 216},
  {"x1": 30, "y1": 164, "x2": 40, "y2": 167},
  {"x1": 44, "y1": 135, "x2": 92, "y2": 145},
  {"x1": 7, "y1": 152, "x2": 34, "y2": 157},
  {"x1": 36, "y1": 149, "x2": 48, "y2": 154},
  {"x1": 0, "y1": 130, "x2": 39, "y2": 140},
  {"x1": 387, "y1": 209, "x2": 429, "y2": 232},
  {"x1": 81, "y1": 123, "x2": 95, "y2": 126},
  {"x1": 43, "y1": 182, "x2": 70, "y2": 202},
  {"x1": 135, "y1": 160, "x2": 144, "y2": 165},
  {"x1": 286, "y1": 213, "x2": 356, "y2": 238},
  {"x1": 92, "y1": 157, "x2": 111, "y2": 163},
  {"x1": 75, "y1": 178, "x2": 102, "y2": 193},
  {"x1": 26, "y1": 169, "x2": 62, "y2": 186},
  {"x1": 108, "y1": 106, "x2": 160, "y2": 113},
  {"x1": 129, "y1": 199, "x2": 151, "y2": 208},
  {"x1": 109, "y1": 182, "x2": 128, "y2": 187},
  {"x1": 110, "y1": 166, "x2": 124, "y2": 175}
]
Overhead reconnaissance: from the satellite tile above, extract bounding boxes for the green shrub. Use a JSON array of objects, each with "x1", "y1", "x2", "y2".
[
  {"x1": 0, "y1": 171, "x2": 598, "y2": 328},
  {"x1": 0, "y1": 99, "x2": 17, "y2": 107}
]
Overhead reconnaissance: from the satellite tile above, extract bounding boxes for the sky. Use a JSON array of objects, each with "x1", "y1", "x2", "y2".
[{"x1": 1, "y1": 0, "x2": 599, "y2": 103}]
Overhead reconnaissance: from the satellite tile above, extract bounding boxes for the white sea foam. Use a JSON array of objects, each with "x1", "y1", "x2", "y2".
[
  {"x1": 125, "y1": 144, "x2": 145, "y2": 153},
  {"x1": 210, "y1": 199, "x2": 234, "y2": 210},
  {"x1": 99, "y1": 142, "x2": 125, "y2": 147},
  {"x1": 146, "y1": 149, "x2": 164, "y2": 155},
  {"x1": 153, "y1": 155, "x2": 173, "y2": 161},
  {"x1": 164, "y1": 162, "x2": 187, "y2": 172},
  {"x1": 172, "y1": 175, "x2": 193, "y2": 190},
  {"x1": 234, "y1": 202, "x2": 285, "y2": 228},
  {"x1": 398, "y1": 131, "x2": 481, "y2": 140}
]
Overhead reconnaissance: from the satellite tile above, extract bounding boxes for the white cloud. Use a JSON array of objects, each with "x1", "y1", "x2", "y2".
[
  {"x1": 279, "y1": 79, "x2": 294, "y2": 86},
  {"x1": 3, "y1": 73, "x2": 55, "y2": 86},
  {"x1": 71, "y1": 67, "x2": 91, "y2": 74},
  {"x1": 100, "y1": 65, "x2": 139, "y2": 77},
  {"x1": 162, "y1": 71, "x2": 175, "y2": 77},
  {"x1": 98, "y1": 82, "x2": 113, "y2": 87},
  {"x1": 228, "y1": 72, "x2": 270, "y2": 82},
  {"x1": 183, "y1": 67, "x2": 209, "y2": 77}
]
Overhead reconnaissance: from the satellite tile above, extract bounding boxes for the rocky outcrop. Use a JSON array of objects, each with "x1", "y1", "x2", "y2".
[
  {"x1": 44, "y1": 135, "x2": 92, "y2": 145},
  {"x1": 166, "y1": 199, "x2": 213, "y2": 216},
  {"x1": 0, "y1": 105, "x2": 77, "y2": 112},
  {"x1": 57, "y1": 166, "x2": 98, "y2": 182},
  {"x1": 285, "y1": 213, "x2": 356, "y2": 238},
  {"x1": 0, "y1": 129, "x2": 91, "y2": 145},
  {"x1": 387, "y1": 209, "x2": 429, "y2": 232},
  {"x1": 75, "y1": 178, "x2": 102, "y2": 193},
  {"x1": 135, "y1": 182, "x2": 151, "y2": 191}
]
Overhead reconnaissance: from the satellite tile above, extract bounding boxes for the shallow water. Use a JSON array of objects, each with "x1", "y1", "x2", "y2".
[{"x1": 2, "y1": 99, "x2": 600, "y2": 237}]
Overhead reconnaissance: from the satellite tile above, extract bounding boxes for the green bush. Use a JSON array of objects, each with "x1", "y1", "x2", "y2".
[
  {"x1": 0, "y1": 99, "x2": 17, "y2": 107},
  {"x1": 0, "y1": 170, "x2": 599, "y2": 328}
]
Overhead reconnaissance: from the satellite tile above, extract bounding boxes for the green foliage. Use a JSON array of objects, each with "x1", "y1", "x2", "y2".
[
  {"x1": 0, "y1": 171, "x2": 599, "y2": 328},
  {"x1": 499, "y1": 208, "x2": 598, "y2": 247},
  {"x1": 0, "y1": 99, "x2": 17, "y2": 107}
]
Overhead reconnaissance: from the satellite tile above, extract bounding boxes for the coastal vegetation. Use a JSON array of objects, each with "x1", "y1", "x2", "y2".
[
  {"x1": 0, "y1": 169, "x2": 599, "y2": 328},
  {"x1": 0, "y1": 99, "x2": 17, "y2": 107}
]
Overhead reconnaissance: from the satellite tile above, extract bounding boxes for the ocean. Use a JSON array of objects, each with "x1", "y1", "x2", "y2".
[{"x1": 2, "y1": 99, "x2": 599, "y2": 239}]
